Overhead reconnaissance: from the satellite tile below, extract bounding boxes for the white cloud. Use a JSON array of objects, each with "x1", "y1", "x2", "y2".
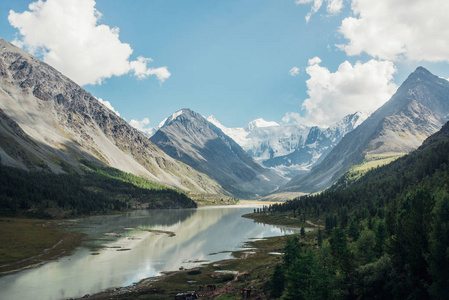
[
  {"x1": 129, "y1": 118, "x2": 153, "y2": 135},
  {"x1": 296, "y1": 0, "x2": 343, "y2": 22},
  {"x1": 289, "y1": 66, "x2": 300, "y2": 76},
  {"x1": 326, "y1": 0, "x2": 343, "y2": 14},
  {"x1": 285, "y1": 57, "x2": 397, "y2": 127},
  {"x1": 282, "y1": 112, "x2": 302, "y2": 124},
  {"x1": 130, "y1": 56, "x2": 171, "y2": 83},
  {"x1": 97, "y1": 98, "x2": 120, "y2": 117},
  {"x1": 8, "y1": 0, "x2": 170, "y2": 85},
  {"x1": 338, "y1": 0, "x2": 449, "y2": 62}
]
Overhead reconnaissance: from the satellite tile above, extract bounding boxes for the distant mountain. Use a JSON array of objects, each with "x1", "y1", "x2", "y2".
[
  {"x1": 0, "y1": 37, "x2": 224, "y2": 195},
  {"x1": 284, "y1": 67, "x2": 449, "y2": 193},
  {"x1": 208, "y1": 112, "x2": 369, "y2": 179},
  {"x1": 151, "y1": 109, "x2": 287, "y2": 198}
]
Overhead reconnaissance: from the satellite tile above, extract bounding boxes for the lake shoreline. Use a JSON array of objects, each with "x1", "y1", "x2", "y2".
[
  {"x1": 0, "y1": 202, "x2": 248, "y2": 275},
  {"x1": 1, "y1": 205, "x2": 299, "y2": 299},
  {"x1": 0, "y1": 218, "x2": 86, "y2": 275},
  {"x1": 77, "y1": 210, "x2": 305, "y2": 300},
  {"x1": 76, "y1": 233, "x2": 300, "y2": 300}
]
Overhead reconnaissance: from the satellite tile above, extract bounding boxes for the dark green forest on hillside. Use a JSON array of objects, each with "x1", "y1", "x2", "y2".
[
  {"x1": 261, "y1": 129, "x2": 449, "y2": 299},
  {"x1": 0, "y1": 162, "x2": 196, "y2": 218}
]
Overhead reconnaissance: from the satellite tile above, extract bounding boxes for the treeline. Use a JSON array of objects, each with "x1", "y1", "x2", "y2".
[
  {"x1": 264, "y1": 138, "x2": 449, "y2": 298},
  {"x1": 0, "y1": 162, "x2": 196, "y2": 218}
]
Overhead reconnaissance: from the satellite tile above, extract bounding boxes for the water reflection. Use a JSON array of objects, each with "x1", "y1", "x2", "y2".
[{"x1": 0, "y1": 206, "x2": 299, "y2": 300}]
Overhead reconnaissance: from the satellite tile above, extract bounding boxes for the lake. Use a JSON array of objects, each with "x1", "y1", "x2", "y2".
[{"x1": 0, "y1": 206, "x2": 300, "y2": 300}]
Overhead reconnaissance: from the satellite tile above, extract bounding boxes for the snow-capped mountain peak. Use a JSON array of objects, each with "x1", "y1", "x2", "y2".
[
  {"x1": 246, "y1": 118, "x2": 280, "y2": 131},
  {"x1": 206, "y1": 115, "x2": 224, "y2": 129},
  {"x1": 206, "y1": 112, "x2": 370, "y2": 179}
]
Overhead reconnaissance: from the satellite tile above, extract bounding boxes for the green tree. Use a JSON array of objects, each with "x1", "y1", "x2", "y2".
[
  {"x1": 329, "y1": 227, "x2": 355, "y2": 298},
  {"x1": 348, "y1": 219, "x2": 360, "y2": 241},
  {"x1": 317, "y1": 228, "x2": 323, "y2": 247},
  {"x1": 283, "y1": 250, "x2": 331, "y2": 300},
  {"x1": 354, "y1": 255, "x2": 396, "y2": 299},
  {"x1": 390, "y1": 187, "x2": 433, "y2": 299},
  {"x1": 427, "y1": 189, "x2": 449, "y2": 299},
  {"x1": 355, "y1": 229, "x2": 376, "y2": 265},
  {"x1": 270, "y1": 264, "x2": 285, "y2": 298},
  {"x1": 375, "y1": 220, "x2": 387, "y2": 257},
  {"x1": 283, "y1": 236, "x2": 301, "y2": 268}
]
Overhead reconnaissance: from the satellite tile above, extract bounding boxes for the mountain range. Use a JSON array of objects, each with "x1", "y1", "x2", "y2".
[
  {"x1": 150, "y1": 109, "x2": 287, "y2": 198},
  {"x1": 208, "y1": 112, "x2": 369, "y2": 179},
  {"x1": 1, "y1": 36, "x2": 448, "y2": 201},
  {"x1": 283, "y1": 66, "x2": 449, "y2": 193}
]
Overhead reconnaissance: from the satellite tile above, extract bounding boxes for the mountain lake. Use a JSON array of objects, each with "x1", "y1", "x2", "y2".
[{"x1": 0, "y1": 206, "x2": 300, "y2": 300}]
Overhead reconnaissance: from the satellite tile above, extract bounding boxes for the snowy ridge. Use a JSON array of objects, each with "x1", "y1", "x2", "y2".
[{"x1": 207, "y1": 112, "x2": 370, "y2": 179}]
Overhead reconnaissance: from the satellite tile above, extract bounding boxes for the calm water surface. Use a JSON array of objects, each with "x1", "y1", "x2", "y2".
[{"x1": 0, "y1": 206, "x2": 299, "y2": 300}]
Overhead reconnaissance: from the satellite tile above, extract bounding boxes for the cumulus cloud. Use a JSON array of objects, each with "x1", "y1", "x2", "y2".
[
  {"x1": 296, "y1": 0, "x2": 343, "y2": 22},
  {"x1": 289, "y1": 66, "x2": 300, "y2": 76},
  {"x1": 285, "y1": 57, "x2": 397, "y2": 127},
  {"x1": 130, "y1": 56, "x2": 171, "y2": 83},
  {"x1": 338, "y1": 0, "x2": 449, "y2": 62},
  {"x1": 129, "y1": 118, "x2": 153, "y2": 135},
  {"x1": 8, "y1": 0, "x2": 170, "y2": 85},
  {"x1": 282, "y1": 112, "x2": 302, "y2": 124},
  {"x1": 97, "y1": 98, "x2": 120, "y2": 117}
]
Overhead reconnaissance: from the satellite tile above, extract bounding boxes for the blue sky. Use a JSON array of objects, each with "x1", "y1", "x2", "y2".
[{"x1": 1, "y1": 0, "x2": 449, "y2": 131}]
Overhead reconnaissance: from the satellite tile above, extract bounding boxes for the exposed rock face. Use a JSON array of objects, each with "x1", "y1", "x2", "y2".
[
  {"x1": 284, "y1": 67, "x2": 449, "y2": 193},
  {"x1": 151, "y1": 109, "x2": 288, "y2": 198},
  {"x1": 208, "y1": 112, "x2": 368, "y2": 179},
  {"x1": 0, "y1": 38, "x2": 225, "y2": 194}
]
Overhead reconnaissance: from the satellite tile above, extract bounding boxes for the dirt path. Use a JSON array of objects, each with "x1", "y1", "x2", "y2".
[{"x1": 306, "y1": 220, "x2": 324, "y2": 228}]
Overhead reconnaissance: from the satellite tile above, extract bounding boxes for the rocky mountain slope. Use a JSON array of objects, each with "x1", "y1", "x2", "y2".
[
  {"x1": 208, "y1": 112, "x2": 368, "y2": 179},
  {"x1": 150, "y1": 109, "x2": 287, "y2": 198},
  {"x1": 283, "y1": 67, "x2": 449, "y2": 193},
  {"x1": 0, "y1": 38, "x2": 225, "y2": 194}
]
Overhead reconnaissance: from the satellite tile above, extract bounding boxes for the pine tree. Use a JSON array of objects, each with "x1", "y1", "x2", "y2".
[
  {"x1": 427, "y1": 189, "x2": 449, "y2": 299},
  {"x1": 317, "y1": 229, "x2": 323, "y2": 247},
  {"x1": 270, "y1": 264, "x2": 285, "y2": 298}
]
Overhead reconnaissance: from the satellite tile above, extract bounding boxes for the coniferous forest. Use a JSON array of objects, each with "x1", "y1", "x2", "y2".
[
  {"x1": 261, "y1": 123, "x2": 449, "y2": 299},
  {"x1": 0, "y1": 161, "x2": 196, "y2": 218}
]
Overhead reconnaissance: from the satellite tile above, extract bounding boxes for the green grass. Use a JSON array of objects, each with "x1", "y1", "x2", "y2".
[
  {"x1": 188, "y1": 193, "x2": 239, "y2": 206},
  {"x1": 353, "y1": 153, "x2": 404, "y2": 172},
  {"x1": 243, "y1": 211, "x2": 311, "y2": 227},
  {"x1": 0, "y1": 218, "x2": 84, "y2": 273}
]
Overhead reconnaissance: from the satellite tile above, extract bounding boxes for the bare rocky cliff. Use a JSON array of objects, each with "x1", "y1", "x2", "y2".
[{"x1": 0, "y1": 38, "x2": 225, "y2": 194}]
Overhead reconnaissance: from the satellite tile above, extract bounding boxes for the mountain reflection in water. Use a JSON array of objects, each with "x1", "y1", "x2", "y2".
[{"x1": 0, "y1": 206, "x2": 300, "y2": 300}]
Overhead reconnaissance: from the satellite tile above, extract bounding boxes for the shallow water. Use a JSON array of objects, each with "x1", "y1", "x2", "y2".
[{"x1": 0, "y1": 206, "x2": 299, "y2": 300}]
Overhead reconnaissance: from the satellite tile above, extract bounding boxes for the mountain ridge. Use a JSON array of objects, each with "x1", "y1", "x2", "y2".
[
  {"x1": 208, "y1": 111, "x2": 369, "y2": 179},
  {"x1": 283, "y1": 66, "x2": 449, "y2": 193},
  {"x1": 0, "y1": 37, "x2": 225, "y2": 194},
  {"x1": 151, "y1": 108, "x2": 287, "y2": 198}
]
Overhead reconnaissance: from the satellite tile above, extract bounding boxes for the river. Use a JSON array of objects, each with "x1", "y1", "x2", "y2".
[{"x1": 0, "y1": 206, "x2": 299, "y2": 300}]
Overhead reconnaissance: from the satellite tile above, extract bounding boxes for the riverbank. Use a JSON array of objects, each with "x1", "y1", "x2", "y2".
[
  {"x1": 242, "y1": 211, "x2": 309, "y2": 228},
  {"x1": 0, "y1": 218, "x2": 85, "y2": 275},
  {"x1": 80, "y1": 211, "x2": 316, "y2": 300},
  {"x1": 0, "y1": 196, "x2": 246, "y2": 275},
  {"x1": 81, "y1": 234, "x2": 297, "y2": 299}
]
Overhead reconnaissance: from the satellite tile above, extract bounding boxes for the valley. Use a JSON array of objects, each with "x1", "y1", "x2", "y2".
[
  {"x1": 0, "y1": 6, "x2": 449, "y2": 298},
  {"x1": 0, "y1": 206, "x2": 301, "y2": 300}
]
